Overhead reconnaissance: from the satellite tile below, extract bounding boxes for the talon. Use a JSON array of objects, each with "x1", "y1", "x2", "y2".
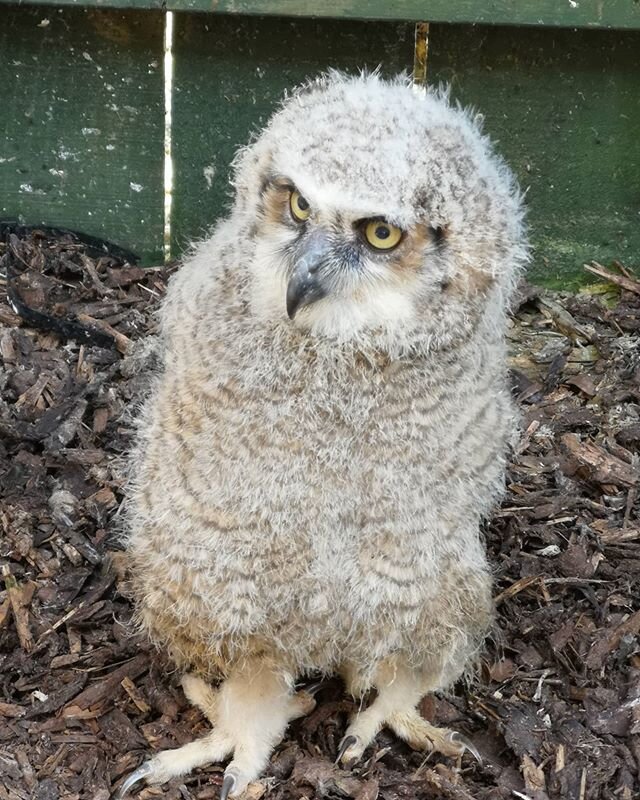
[
  {"x1": 116, "y1": 762, "x2": 153, "y2": 799},
  {"x1": 303, "y1": 680, "x2": 326, "y2": 696},
  {"x1": 335, "y1": 734, "x2": 358, "y2": 765},
  {"x1": 449, "y1": 732, "x2": 482, "y2": 765},
  {"x1": 220, "y1": 770, "x2": 237, "y2": 800}
]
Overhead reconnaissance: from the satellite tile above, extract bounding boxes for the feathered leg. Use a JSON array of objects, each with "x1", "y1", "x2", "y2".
[
  {"x1": 337, "y1": 657, "x2": 480, "y2": 765},
  {"x1": 117, "y1": 661, "x2": 317, "y2": 798}
]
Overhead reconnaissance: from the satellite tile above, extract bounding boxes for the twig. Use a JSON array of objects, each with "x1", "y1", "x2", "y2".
[
  {"x1": 76, "y1": 313, "x2": 131, "y2": 354},
  {"x1": 584, "y1": 262, "x2": 640, "y2": 295},
  {"x1": 494, "y1": 575, "x2": 541, "y2": 605}
]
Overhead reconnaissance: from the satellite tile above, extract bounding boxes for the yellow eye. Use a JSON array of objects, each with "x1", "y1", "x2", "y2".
[
  {"x1": 289, "y1": 190, "x2": 311, "y2": 222},
  {"x1": 363, "y1": 220, "x2": 403, "y2": 251}
]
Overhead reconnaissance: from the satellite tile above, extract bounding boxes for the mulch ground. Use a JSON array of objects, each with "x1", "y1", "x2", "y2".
[{"x1": 0, "y1": 228, "x2": 639, "y2": 800}]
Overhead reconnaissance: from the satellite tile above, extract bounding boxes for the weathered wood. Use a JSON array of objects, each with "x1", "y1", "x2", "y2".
[
  {"x1": 2, "y1": 7, "x2": 639, "y2": 285},
  {"x1": 0, "y1": 0, "x2": 163, "y2": 8},
  {"x1": 429, "y1": 24, "x2": 640, "y2": 288},
  {"x1": 177, "y1": 1, "x2": 640, "y2": 30},
  {"x1": 0, "y1": 8, "x2": 165, "y2": 263},
  {"x1": 2, "y1": 0, "x2": 640, "y2": 30}
]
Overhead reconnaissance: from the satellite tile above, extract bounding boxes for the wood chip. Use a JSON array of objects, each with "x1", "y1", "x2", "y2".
[
  {"x1": 595, "y1": 526, "x2": 640, "y2": 544},
  {"x1": 585, "y1": 609, "x2": 640, "y2": 670},
  {"x1": 0, "y1": 701, "x2": 26, "y2": 718},
  {"x1": 565, "y1": 374, "x2": 596, "y2": 397},
  {"x1": 63, "y1": 653, "x2": 149, "y2": 713},
  {"x1": 536, "y1": 296, "x2": 592, "y2": 342},
  {"x1": 1, "y1": 565, "x2": 35, "y2": 652},
  {"x1": 561, "y1": 433, "x2": 639, "y2": 488},
  {"x1": 121, "y1": 676, "x2": 151, "y2": 714},
  {"x1": 521, "y1": 754, "x2": 547, "y2": 794},
  {"x1": 0, "y1": 596, "x2": 11, "y2": 629},
  {"x1": 13, "y1": 749, "x2": 36, "y2": 791}
]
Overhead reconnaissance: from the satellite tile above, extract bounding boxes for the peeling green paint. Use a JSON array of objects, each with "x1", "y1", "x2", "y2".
[
  {"x1": 2, "y1": 8, "x2": 638, "y2": 286},
  {"x1": 0, "y1": 8, "x2": 165, "y2": 263}
]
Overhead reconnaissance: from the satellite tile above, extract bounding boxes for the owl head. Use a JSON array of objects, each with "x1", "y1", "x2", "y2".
[{"x1": 230, "y1": 72, "x2": 528, "y2": 354}]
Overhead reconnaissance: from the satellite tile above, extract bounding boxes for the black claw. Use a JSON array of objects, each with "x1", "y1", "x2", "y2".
[
  {"x1": 450, "y1": 732, "x2": 483, "y2": 765},
  {"x1": 220, "y1": 772, "x2": 236, "y2": 800},
  {"x1": 115, "y1": 762, "x2": 152, "y2": 799},
  {"x1": 303, "y1": 680, "x2": 326, "y2": 696},
  {"x1": 335, "y1": 734, "x2": 358, "y2": 765}
]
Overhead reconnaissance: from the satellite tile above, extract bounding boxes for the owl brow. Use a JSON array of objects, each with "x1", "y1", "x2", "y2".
[
  {"x1": 262, "y1": 174, "x2": 296, "y2": 195},
  {"x1": 354, "y1": 215, "x2": 390, "y2": 227}
]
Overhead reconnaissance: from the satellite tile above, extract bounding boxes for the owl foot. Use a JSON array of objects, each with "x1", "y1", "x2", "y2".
[
  {"x1": 335, "y1": 734, "x2": 359, "y2": 766},
  {"x1": 116, "y1": 669, "x2": 318, "y2": 798},
  {"x1": 387, "y1": 709, "x2": 482, "y2": 764},
  {"x1": 219, "y1": 770, "x2": 238, "y2": 800},
  {"x1": 337, "y1": 707, "x2": 481, "y2": 767}
]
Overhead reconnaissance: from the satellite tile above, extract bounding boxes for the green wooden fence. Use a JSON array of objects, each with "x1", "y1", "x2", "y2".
[{"x1": 1, "y1": 2, "x2": 639, "y2": 286}]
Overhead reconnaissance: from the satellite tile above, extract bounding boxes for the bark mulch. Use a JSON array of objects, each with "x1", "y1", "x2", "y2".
[{"x1": 1, "y1": 228, "x2": 639, "y2": 800}]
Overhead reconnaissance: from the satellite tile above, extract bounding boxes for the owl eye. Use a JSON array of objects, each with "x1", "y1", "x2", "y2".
[
  {"x1": 289, "y1": 191, "x2": 311, "y2": 222},
  {"x1": 363, "y1": 220, "x2": 403, "y2": 251}
]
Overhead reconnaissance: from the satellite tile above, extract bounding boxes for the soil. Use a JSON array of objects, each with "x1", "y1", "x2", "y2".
[{"x1": 1, "y1": 227, "x2": 639, "y2": 800}]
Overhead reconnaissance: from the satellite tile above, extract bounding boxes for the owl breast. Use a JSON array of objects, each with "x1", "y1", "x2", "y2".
[{"x1": 128, "y1": 316, "x2": 509, "y2": 675}]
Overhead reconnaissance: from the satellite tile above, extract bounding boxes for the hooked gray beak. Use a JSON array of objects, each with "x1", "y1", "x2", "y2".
[{"x1": 286, "y1": 232, "x2": 332, "y2": 319}]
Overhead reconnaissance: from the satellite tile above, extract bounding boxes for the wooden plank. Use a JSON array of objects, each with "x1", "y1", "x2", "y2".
[
  {"x1": 170, "y1": 14, "x2": 413, "y2": 253},
  {"x1": 2, "y1": 1, "x2": 640, "y2": 30},
  {"x1": 0, "y1": 0, "x2": 163, "y2": 8},
  {"x1": 169, "y1": 1, "x2": 640, "y2": 30},
  {"x1": 429, "y1": 24, "x2": 640, "y2": 287},
  {"x1": 0, "y1": 8, "x2": 165, "y2": 263}
]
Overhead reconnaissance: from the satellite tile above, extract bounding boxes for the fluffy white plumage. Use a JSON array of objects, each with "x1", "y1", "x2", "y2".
[{"x1": 119, "y1": 72, "x2": 528, "y2": 798}]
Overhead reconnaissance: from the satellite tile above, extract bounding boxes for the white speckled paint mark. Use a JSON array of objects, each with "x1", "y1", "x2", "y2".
[
  {"x1": 130, "y1": 182, "x2": 144, "y2": 193},
  {"x1": 19, "y1": 184, "x2": 45, "y2": 195},
  {"x1": 57, "y1": 146, "x2": 78, "y2": 162},
  {"x1": 203, "y1": 165, "x2": 216, "y2": 189}
]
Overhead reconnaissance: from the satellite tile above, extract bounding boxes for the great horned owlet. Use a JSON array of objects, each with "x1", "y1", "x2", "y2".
[{"x1": 119, "y1": 73, "x2": 527, "y2": 799}]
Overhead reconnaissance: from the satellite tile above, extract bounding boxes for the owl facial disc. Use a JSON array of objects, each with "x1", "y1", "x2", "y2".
[{"x1": 286, "y1": 231, "x2": 332, "y2": 319}]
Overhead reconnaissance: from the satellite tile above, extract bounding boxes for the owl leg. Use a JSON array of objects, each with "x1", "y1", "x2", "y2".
[
  {"x1": 117, "y1": 660, "x2": 317, "y2": 799},
  {"x1": 217, "y1": 660, "x2": 317, "y2": 798},
  {"x1": 116, "y1": 728, "x2": 234, "y2": 799},
  {"x1": 337, "y1": 659, "x2": 478, "y2": 766},
  {"x1": 181, "y1": 672, "x2": 219, "y2": 723},
  {"x1": 339, "y1": 660, "x2": 371, "y2": 700}
]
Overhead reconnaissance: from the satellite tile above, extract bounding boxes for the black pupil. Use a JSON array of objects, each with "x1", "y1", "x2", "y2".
[
  {"x1": 375, "y1": 225, "x2": 390, "y2": 239},
  {"x1": 297, "y1": 195, "x2": 309, "y2": 211}
]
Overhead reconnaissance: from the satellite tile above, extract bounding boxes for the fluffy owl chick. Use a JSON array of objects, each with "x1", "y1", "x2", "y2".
[{"x1": 119, "y1": 72, "x2": 527, "y2": 799}]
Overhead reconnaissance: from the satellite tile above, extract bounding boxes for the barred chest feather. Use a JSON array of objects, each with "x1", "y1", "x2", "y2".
[{"x1": 128, "y1": 297, "x2": 513, "y2": 672}]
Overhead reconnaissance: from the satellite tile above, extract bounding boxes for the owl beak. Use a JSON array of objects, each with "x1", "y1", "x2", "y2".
[{"x1": 286, "y1": 233, "x2": 332, "y2": 319}]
